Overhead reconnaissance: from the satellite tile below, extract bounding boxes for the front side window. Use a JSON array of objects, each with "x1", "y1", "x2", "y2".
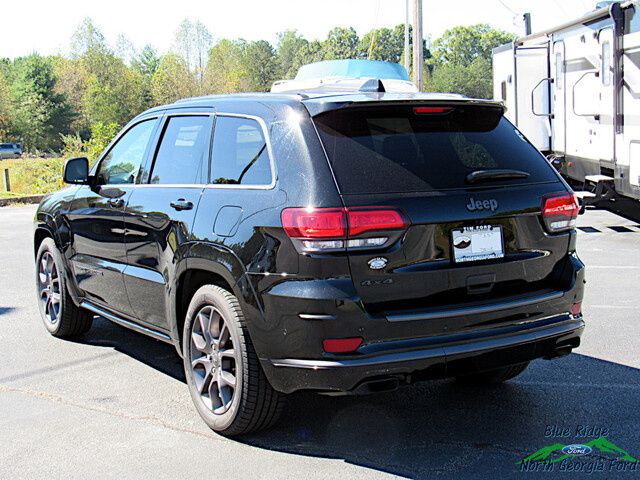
[
  {"x1": 210, "y1": 116, "x2": 272, "y2": 186},
  {"x1": 96, "y1": 119, "x2": 156, "y2": 185},
  {"x1": 149, "y1": 115, "x2": 213, "y2": 185}
]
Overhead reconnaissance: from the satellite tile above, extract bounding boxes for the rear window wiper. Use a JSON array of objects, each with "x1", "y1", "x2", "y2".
[{"x1": 466, "y1": 169, "x2": 530, "y2": 184}]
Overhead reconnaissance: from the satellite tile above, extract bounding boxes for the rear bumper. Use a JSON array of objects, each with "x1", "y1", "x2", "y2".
[
  {"x1": 254, "y1": 253, "x2": 585, "y2": 394},
  {"x1": 262, "y1": 315, "x2": 584, "y2": 394}
]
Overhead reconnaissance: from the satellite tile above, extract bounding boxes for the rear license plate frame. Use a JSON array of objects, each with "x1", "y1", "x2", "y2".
[{"x1": 451, "y1": 225, "x2": 504, "y2": 263}]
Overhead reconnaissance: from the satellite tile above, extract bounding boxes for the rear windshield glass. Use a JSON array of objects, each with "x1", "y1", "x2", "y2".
[{"x1": 313, "y1": 105, "x2": 558, "y2": 194}]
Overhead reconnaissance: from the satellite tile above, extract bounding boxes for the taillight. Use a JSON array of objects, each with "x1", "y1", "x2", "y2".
[
  {"x1": 347, "y1": 207, "x2": 409, "y2": 236},
  {"x1": 281, "y1": 207, "x2": 409, "y2": 252},
  {"x1": 542, "y1": 193, "x2": 579, "y2": 233},
  {"x1": 281, "y1": 208, "x2": 346, "y2": 238},
  {"x1": 571, "y1": 302, "x2": 582, "y2": 316}
]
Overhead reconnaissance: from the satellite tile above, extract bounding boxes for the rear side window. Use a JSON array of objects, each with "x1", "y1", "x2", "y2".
[
  {"x1": 150, "y1": 115, "x2": 213, "y2": 185},
  {"x1": 313, "y1": 106, "x2": 558, "y2": 194},
  {"x1": 210, "y1": 116, "x2": 272, "y2": 186}
]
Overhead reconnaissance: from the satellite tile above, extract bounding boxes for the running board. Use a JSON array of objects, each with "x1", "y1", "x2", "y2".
[{"x1": 80, "y1": 301, "x2": 173, "y2": 343}]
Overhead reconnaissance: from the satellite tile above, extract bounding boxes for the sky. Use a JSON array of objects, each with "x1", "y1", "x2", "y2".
[{"x1": 2, "y1": 0, "x2": 598, "y2": 59}]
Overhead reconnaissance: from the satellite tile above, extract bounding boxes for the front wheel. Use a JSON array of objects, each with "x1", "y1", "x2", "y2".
[
  {"x1": 183, "y1": 285, "x2": 285, "y2": 436},
  {"x1": 36, "y1": 238, "x2": 93, "y2": 337}
]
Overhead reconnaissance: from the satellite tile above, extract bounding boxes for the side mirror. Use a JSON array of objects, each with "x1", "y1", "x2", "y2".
[{"x1": 63, "y1": 157, "x2": 90, "y2": 185}]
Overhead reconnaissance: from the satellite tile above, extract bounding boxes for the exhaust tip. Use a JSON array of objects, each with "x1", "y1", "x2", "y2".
[{"x1": 352, "y1": 377, "x2": 400, "y2": 395}]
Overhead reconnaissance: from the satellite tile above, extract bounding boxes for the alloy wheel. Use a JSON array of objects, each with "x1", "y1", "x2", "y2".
[
  {"x1": 37, "y1": 251, "x2": 61, "y2": 325},
  {"x1": 189, "y1": 305, "x2": 239, "y2": 415}
]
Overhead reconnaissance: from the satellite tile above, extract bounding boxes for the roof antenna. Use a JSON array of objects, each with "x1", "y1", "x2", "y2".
[{"x1": 377, "y1": 79, "x2": 386, "y2": 92}]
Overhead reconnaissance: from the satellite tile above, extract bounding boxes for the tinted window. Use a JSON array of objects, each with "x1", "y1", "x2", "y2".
[
  {"x1": 150, "y1": 115, "x2": 213, "y2": 185},
  {"x1": 211, "y1": 116, "x2": 272, "y2": 185},
  {"x1": 314, "y1": 105, "x2": 558, "y2": 194},
  {"x1": 96, "y1": 120, "x2": 156, "y2": 185}
]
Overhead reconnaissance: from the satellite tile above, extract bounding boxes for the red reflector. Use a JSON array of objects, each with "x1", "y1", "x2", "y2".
[
  {"x1": 571, "y1": 302, "x2": 582, "y2": 316},
  {"x1": 281, "y1": 208, "x2": 346, "y2": 238},
  {"x1": 413, "y1": 106, "x2": 453, "y2": 114},
  {"x1": 347, "y1": 208, "x2": 409, "y2": 236},
  {"x1": 323, "y1": 337, "x2": 363, "y2": 353},
  {"x1": 543, "y1": 193, "x2": 580, "y2": 218}
]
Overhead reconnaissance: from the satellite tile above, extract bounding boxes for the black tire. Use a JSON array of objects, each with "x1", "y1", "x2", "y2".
[
  {"x1": 456, "y1": 362, "x2": 530, "y2": 385},
  {"x1": 36, "y1": 238, "x2": 93, "y2": 337},
  {"x1": 182, "y1": 285, "x2": 285, "y2": 436}
]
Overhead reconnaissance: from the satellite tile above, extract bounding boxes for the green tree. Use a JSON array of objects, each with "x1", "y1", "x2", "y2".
[
  {"x1": 430, "y1": 24, "x2": 514, "y2": 67},
  {"x1": 173, "y1": 19, "x2": 212, "y2": 87},
  {"x1": 151, "y1": 53, "x2": 198, "y2": 104},
  {"x1": 275, "y1": 30, "x2": 309, "y2": 79},
  {"x1": 10, "y1": 54, "x2": 75, "y2": 151},
  {"x1": 289, "y1": 40, "x2": 324, "y2": 78},
  {"x1": 115, "y1": 34, "x2": 137, "y2": 66},
  {"x1": 427, "y1": 24, "x2": 514, "y2": 98},
  {"x1": 70, "y1": 17, "x2": 107, "y2": 58},
  {"x1": 323, "y1": 27, "x2": 359, "y2": 60},
  {"x1": 243, "y1": 40, "x2": 278, "y2": 91},
  {"x1": 0, "y1": 69, "x2": 12, "y2": 137},
  {"x1": 82, "y1": 50, "x2": 147, "y2": 126},
  {"x1": 359, "y1": 27, "x2": 401, "y2": 62},
  {"x1": 52, "y1": 56, "x2": 89, "y2": 134},
  {"x1": 203, "y1": 39, "x2": 249, "y2": 93},
  {"x1": 133, "y1": 45, "x2": 161, "y2": 77},
  {"x1": 133, "y1": 45, "x2": 161, "y2": 107},
  {"x1": 427, "y1": 57, "x2": 493, "y2": 99}
]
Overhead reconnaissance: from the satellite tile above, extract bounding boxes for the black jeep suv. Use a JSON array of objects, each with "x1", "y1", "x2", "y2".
[{"x1": 34, "y1": 92, "x2": 585, "y2": 435}]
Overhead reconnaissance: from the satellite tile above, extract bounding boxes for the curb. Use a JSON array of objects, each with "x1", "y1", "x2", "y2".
[{"x1": 0, "y1": 194, "x2": 45, "y2": 207}]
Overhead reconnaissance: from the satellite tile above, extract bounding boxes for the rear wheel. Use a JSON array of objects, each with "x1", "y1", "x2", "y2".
[
  {"x1": 183, "y1": 285, "x2": 285, "y2": 436},
  {"x1": 456, "y1": 362, "x2": 529, "y2": 385},
  {"x1": 36, "y1": 238, "x2": 93, "y2": 337}
]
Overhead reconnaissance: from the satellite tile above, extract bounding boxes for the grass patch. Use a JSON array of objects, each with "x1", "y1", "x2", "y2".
[{"x1": 0, "y1": 157, "x2": 65, "y2": 196}]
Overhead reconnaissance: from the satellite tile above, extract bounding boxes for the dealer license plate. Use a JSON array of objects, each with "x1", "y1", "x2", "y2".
[{"x1": 451, "y1": 225, "x2": 504, "y2": 263}]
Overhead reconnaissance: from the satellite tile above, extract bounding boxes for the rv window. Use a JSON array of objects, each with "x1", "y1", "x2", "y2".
[
  {"x1": 501, "y1": 81, "x2": 507, "y2": 101},
  {"x1": 602, "y1": 42, "x2": 611, "y2": 86},
  {"x1": 555, "y1": 53, "x2": 563, "y2": 90}
]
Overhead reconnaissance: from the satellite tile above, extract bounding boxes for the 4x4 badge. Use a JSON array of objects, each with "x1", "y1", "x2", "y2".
[{"x1": 368, "y1": 257, "x2": 388, "y2": 270}]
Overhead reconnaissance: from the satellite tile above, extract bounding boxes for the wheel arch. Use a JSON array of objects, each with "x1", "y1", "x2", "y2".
[
  {"x1": 172, "y1": 254, "x2": 263, "y2": 357},
  {"x1": 34, "y1": 226, "x2": 55, "y2": 258}
]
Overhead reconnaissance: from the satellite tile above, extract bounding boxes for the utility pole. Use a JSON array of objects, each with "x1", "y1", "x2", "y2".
[
  {"x1": 412, "y1": 0, "x2": 424, "y2": 91},
  {"x1": 523, "y1": 13, "x2": 532, "y2": 36},
  {"x1": 404, "y1": 0, "x2": 410, "y2": 74}
]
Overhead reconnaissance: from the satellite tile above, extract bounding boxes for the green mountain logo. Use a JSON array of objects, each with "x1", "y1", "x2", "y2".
[{"x1": 518, "y1": 437, "x2": 638, "y2": 464}]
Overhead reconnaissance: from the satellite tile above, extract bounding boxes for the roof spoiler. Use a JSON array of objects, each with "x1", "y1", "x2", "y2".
[{"x1": 270, "y1": 77, "x2": 419, "y2": 94}]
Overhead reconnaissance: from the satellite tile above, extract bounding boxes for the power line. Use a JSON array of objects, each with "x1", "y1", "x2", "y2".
[
  {"x1": 551, "y1": 0, "x2": 571, "y2": 18},
  {"x1": 496, "y1": 0, "x2": 518, "y2": 16}
]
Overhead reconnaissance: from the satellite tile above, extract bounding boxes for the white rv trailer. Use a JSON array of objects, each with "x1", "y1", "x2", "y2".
[{"x1": 493, "y1": 1, "x2": 640, "y2": 203}]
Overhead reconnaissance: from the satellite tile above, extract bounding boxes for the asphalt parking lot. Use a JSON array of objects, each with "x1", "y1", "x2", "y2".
[{"x1": 1, "y1": 202, "x2": 639, "y2": 479}]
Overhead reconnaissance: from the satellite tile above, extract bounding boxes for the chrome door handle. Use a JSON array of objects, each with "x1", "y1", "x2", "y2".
[{"x1": 170, "y1": 199, "x2": 194, "y2": 211}]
